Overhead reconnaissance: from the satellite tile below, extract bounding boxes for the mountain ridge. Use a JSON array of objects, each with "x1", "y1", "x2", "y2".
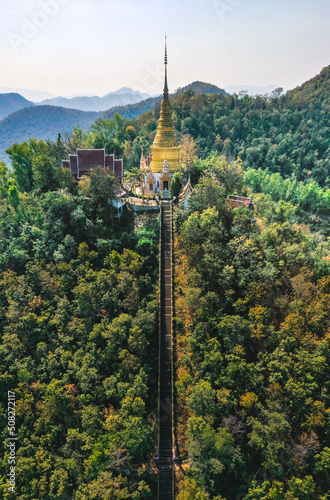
[
  {"x1": 101, "y1": 81, "x2": 227, "y2": 120},
  {"x1": 0, "y1": 105, "x2": 101, "y2": 163},
  {"x1": 0, "y1": 81, "x2": 224, "y2": 161},
  {"x1": 0, "y1": 87, "x2": 56, "y2": 102},
  {"x1": 175, "y1": 81, "x2": 227, "y2": 95},
  {"x1": 37, "y1": 88, "x2": 151, "y2": 112},
  {"x1": 0, "y1": 93, "x2": 34, "y2": 121},
  {"x1": 0, "y1": 71, "x2": 328, "y2": 164},
  {"x1": 286, "y1": 65, "x2": 330, "y2": 105}
]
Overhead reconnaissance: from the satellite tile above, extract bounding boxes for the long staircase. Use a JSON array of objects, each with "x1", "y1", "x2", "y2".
[{"x1": 157, "y1": 200, "x2": 174, "y2": 499}]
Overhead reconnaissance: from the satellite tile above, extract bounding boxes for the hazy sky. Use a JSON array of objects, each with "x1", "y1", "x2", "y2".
[{"x1": 1, "y1": 0, "x2": 329, "y2": 97}]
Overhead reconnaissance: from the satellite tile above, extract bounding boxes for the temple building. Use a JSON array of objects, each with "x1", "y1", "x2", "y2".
[
  {"x1": 62, "y1": 148, "x2": 126, "y2": 217},
  {"x1": 139, "y1": 38, "x2": 182, "y2": 199},
  {"x1": 62, "y1": 149, "x2": 124, "y2": 182}
]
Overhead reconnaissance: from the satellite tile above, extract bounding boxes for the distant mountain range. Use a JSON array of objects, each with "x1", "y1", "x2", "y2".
[
  {"x1": 0, "y1": 87, "x2": 56, "y2": 102},
  {"x1": 0, "y1": 70, "x2": 328, "y2": 169},
  {"x1": 0, "y1": 82, "x2": 273, "y2": 124},
  {"x1": 0, "y1": 81, "x2": 227, "y2": 162},
  {"x1": 0, "y1": 87, "x2": 150, "y2": 121},
  {"x1": 102, "y1": 82, "x2": 227, "y2": 120},
  {"x1": 36, "y1": 87, "x2": 151, "y2": 112}
]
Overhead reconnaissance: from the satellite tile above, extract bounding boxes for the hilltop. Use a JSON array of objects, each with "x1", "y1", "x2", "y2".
[
  {"x1": 287, "y1": 65, "x2": 330, "y2": 106},
  {"x1": 175, "y1": 81, "x2": 227, "y2": 95},
  {"x1": 165, "y1": 65, "x2": 330, "y2": 187},
  {"x1": 0, "y1": 66, "x2": 330, "y2": 500},
  {"x1": 0, "y1": 86, "x2": 55, "y2": 102},
  {"x1": 101, "y1": 95, "x2": 161, "y2": 120},
  {"x1": 0, "y1": 93, "x2": 34, "y2": 121},
  {"x1": 101, "y1": 81, "x2": 226, "y2": 120},
  {"x1": 0, "y1": 114, "x2": 330, "y2": 499}
]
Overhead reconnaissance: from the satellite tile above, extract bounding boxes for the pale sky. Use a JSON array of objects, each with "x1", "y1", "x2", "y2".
[{"x1": 1, "y1": 0, "x2": 329, "y2": 97}]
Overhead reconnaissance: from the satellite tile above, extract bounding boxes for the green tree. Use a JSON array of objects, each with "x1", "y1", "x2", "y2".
[{"x1": 6, "y1": 141, "x2": 34, "y2": 192}]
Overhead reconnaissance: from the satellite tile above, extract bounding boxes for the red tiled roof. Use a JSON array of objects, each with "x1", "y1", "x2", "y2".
[
  {"x1": 106, "y1": 154, "x2": 114, "y2": 170},
  {"x1": 114, "y1": 159, "x2": 123, "y2": 179},
  {"x1": 63, "y1": 149, "x2": 124, "y2": 181},
  {"x1": 77, "y1": 149, "x2": 105, "y2": 171},
  {"x1": 69, "y1": 155, "x2": 78, "y2": 174}
]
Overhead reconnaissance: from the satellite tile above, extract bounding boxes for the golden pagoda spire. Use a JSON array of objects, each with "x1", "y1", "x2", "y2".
[
  {"x1": 164, "y1": 34, "x2": 168, "y2": 95},
  {"x1": 152, "y1": 37, "x2": 177, "y2": 150},
  {"x1": 149, "y1": 36, "x2": 181, "y2": 174}
]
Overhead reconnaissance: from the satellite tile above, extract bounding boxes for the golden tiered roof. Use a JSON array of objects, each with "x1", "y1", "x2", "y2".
[{"x1": 150, "y1": 38, "x2": 181, "y2": 174}]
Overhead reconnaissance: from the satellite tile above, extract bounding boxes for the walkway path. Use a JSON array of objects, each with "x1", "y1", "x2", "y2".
[{"x1": 157, "y1": 200, "x2": 174, "y2": 500}]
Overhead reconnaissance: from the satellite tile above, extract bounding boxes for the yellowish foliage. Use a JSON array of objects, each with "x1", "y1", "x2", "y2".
[{"x1": 240, "y1": 392, "x2": 259, "y2": 408}]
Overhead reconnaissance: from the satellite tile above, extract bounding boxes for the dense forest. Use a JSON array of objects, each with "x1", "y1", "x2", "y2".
[
  {"x1": 0, "y1": 65, "x2": 329, "y2": 498},
  {"x1": 0, "y1": 156, "x2": 160, "y2": 497},
  {"x1": 171, "y1": 67, "x2": 329, "y2": 186},
  {"x1": 173, "y1": 158, "x2": 330, "y2": 498}
]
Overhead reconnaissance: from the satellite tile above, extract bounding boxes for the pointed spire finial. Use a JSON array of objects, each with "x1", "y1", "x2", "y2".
[
  {"x1": 165, "y1": 34, "x2": 167, "y2": 65},
  {"x1": 164, "y1": 34, "x2": 168, "y2": 94}
]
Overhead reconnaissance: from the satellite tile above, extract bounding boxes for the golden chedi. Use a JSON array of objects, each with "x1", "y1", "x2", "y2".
[
  {"x1": 150, "y1": 40, "x2": 181, "y2": 174},
  {"x1": 139, "y1": 37, "x2": 181, "y2": 198}
]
